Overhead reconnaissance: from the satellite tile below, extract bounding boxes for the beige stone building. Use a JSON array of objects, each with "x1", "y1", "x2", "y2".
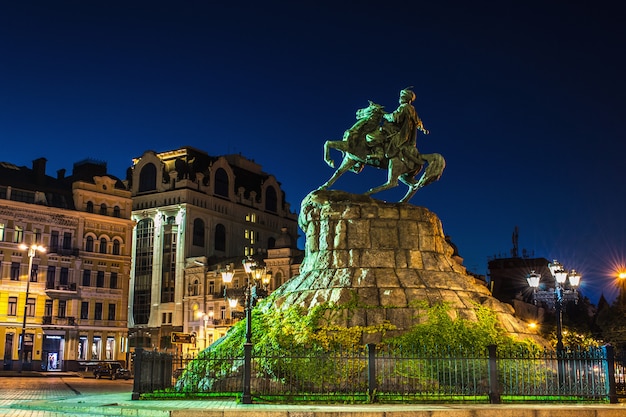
[
  {"x1": 182, "y1": 227, "x2": 303, "y2": 354},
  {"x1": 127, "y1": 147, "x2": 300, "y2": 353},
  {"x1": 0, "y1": 158, "x2": 133, "y2": 371}
]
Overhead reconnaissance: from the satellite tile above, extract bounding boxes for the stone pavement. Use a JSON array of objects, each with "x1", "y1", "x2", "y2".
[
  {"x1": 7, "y1": 392, "x2": 626, "y2": 417},
  {"x1": 1, "y1": 372, "x2": 625, "y2": 417}
]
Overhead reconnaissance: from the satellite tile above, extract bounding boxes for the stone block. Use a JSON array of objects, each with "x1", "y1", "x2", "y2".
[
  {"x1": 397, "y1": 269, "x2": 423, "y2": 288},
  {"x1": 379, "y1": 288, "x2": 408, "y2": 307},
  {"x1": 378, "y1": 206, "x2": 400, "y2": 219},
  {"x1": 398, "y1": 220, "x2": 420, "y2": 249},
  {"x1": 371, "y1": 221, "x2": 399, "y2": 248},
  {"x1": 374, "y1": 269, "x2": 400, "y2": 287},
  {"x1": 356, "y1": 287, "x2": 380, "y2": 306},
  {"x1": 333, "y1": 219, "x2": 348, "y2": 249},
  {"x1": 407, "y1": 250, "x2": 424, "y2": 269},
  {"x1": 347, "y1": 219, "x2": 371, "y2": 248},
  {"x1": 361, "y1": 249, "x2": 396, "y2": 268},
  {"x1": 352, "y1": 268, "x2": 375, "y2": 287}
]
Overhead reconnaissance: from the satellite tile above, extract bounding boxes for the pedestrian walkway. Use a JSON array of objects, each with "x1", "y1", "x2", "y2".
[{"x1": 9, "y1": 392, "x2": 626, "y2": 417}]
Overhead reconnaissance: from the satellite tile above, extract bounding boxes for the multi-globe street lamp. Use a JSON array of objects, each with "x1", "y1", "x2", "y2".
[
  {"x1": 219, "y1": 256, "x2": 271, "y2": 404},
  {"x1": 526, "y1": 260, "x2": 581, "y2": 352},
  {"x1": 18, "y1": 243, "x2": 46, "y2": 373}
]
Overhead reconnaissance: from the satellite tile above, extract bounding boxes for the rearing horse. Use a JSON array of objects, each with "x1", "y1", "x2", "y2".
[{"x1": 318, "y1": 101, "x2": 445, "y2": 203}]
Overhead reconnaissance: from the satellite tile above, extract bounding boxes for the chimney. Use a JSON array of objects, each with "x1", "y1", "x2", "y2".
[
  {"x1": 57, "y1": 169, "x2": 66, "y2": 180},
  {"x1": 32, "y1": 158, "x2": 47, "y2": 185}
]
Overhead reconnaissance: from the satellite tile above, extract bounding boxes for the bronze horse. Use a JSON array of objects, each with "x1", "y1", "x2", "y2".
[{"x1": 319, "y1": 101, "x2": 445, "y2": 203}]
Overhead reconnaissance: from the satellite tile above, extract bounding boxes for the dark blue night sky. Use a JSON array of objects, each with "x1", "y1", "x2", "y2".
[{"x1": 2, "y1": 1, "x2": 625, "y2": 304}]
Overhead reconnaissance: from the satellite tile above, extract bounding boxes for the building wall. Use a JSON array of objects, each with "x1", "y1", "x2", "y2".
[
  {"x1": 0, "y1": 172, "x2": 133, "y2": 371},
  {"x1": 128, "y1": 147, "x2": 299, "y2": 354}
]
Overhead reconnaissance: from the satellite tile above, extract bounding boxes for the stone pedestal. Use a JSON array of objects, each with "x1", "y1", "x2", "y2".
[{"x1": 271, "y1": 190, "x2": 541, "y2": 344}]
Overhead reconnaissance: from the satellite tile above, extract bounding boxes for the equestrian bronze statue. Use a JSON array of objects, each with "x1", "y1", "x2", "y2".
[{"x1": 319, "y1": 88, "x2": 445, "y2": 203}]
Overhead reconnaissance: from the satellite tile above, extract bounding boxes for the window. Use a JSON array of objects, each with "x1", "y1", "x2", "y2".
[
  {"x1": 214, "y1": 168, "x2": 229, "y2": 197},
  {"x1": 113, "y1": 206, "x2": 121, "y2": 218},
  {"x1": 100, "y1": 203, "x2": 107, "y2": 215},
  {"x1": 110, "y1": 272, "x2": 118, "y2": 289},
  {"x1": 26, "y1": 298, "x2": 35, "y2": 317},
  {"x1": 92, "y1": 336, "x2": 101, "y2": 359},
  {"x1": 86, "y1": 201, "x2": 94, "y2": 213},
  {"x1": 245, "y1": 213, "x2": 256, "y2": 223},
  {"x1": 265, "y1": 186, "x2": 278, "y2": 212},
  {"x1": 8, "y1": 297, "x2": 17, "y2": 316},
  {"x1": 214, "y1": 224, "x2": 226, "y2": 252},
  {"x1": 99, "y1": 238, "x2": 107, "y2": 254},
  {"x1": 58, "y1": 300, "x2": 66, "y2": 318},
  {"x1": 33, "y1": 228, "x2": 42, "y2": 243},
  {"x1": 80, "y1": 302, "x2": 89, "y2": 319},
  {"x1": 78, "y1": 337, "x2": 87, "y2": 360},
  {"x1": 30, "y1": 264, "x2": 38, "y2": 282},
  {"x1": 0, "y1": 223, "x2": 4, "y2": 241},
  {"x1": 46, "y1": 266, "x2": 56, "y2": 289},
  {"x1": 108, "y1": 304, "x2": 116, "y2": 321},
  {"x1": 96, "y1": 271, "x2": 104, "y2": 288},
  {"x1": 50, "y1": 231, "x2": 59, "y2": 252},
  {"x1": 94, "y1": 303, "x2": 103, "y2": 320},
  {"x1": 192, "y1": 218, "x2": 205, "y2": 247},
  {"x1": 62, "y1": 232, "x2": 71, "y2": 250},
  {"x1": 44, "y1": 299, "x2": 53, "y2": 317},
  {"x1": 10, "y1": 262, "x2": 20, "y2": 280},
  {"x1": 85, "y1": 236, "x2": 94, "y2": 252},
  {"x1": 60, "y1": 267, "x2": 69, "y2": 286},
  {"x1": 13, "y1": 225, "x2": 23, "y2": 243},
  {"x1": 82, "y1": 270, "x2": 91, "y2": 287},
  {"x1": 138, "y1": 163, "x2": 157, "y2": 192},
  {"x1": 112, "y1": 239, "x2": 120, "y2": 255}
]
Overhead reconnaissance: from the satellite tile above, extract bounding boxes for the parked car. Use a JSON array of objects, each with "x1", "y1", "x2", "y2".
[{"x1": 93, "y1": 362, "x2": 131, "y2": 380}]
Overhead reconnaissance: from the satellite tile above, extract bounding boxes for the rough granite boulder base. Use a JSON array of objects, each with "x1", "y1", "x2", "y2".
[{"x1": 268, "y1": 189, "x2": 544, "y2": 345}]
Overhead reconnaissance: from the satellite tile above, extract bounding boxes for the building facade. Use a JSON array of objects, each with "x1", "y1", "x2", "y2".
[
  {"x1": 127, "y1": 147, "x2": 299, "y2": 353},
  {"x1": 182, "y1": 227, "x2": 303, "y2": 354},
  {"x1": 0, "y1": 158, "x2": 133, "y2": 371}
]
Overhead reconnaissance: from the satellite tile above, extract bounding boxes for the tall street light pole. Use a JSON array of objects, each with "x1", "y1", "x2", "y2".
[
  {"x1": 526, "y1": 260, "x2": 580, "y2": 385},
  {"x1": 18, "y1": 243, "x2": 45, "y2": 373}
]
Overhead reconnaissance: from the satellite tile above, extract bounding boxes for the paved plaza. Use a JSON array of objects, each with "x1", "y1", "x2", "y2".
[{"x1": 0, "y1": 372, "x2": 624, "y2": 417}]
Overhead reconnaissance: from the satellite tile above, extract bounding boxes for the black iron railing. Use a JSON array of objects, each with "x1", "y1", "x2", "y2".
[{"x1": 132, "y1": 344, "x2": 623, "y2": 404}]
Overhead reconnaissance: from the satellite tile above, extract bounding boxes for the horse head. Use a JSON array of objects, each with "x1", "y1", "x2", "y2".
[{"x1": 355, "y1": 101, "x2": 385, "y2": 122}]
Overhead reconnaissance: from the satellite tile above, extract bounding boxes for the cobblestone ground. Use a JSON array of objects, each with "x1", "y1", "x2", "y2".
[{"x1": 0, "y1": 376, "x2": 126, "y2": 416}]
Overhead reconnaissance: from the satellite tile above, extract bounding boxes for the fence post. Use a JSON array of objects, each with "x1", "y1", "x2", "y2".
[
  {"x1": 604, "y1": 344, "x2": 618, "y2": 404},
  {"x1": 487, "y1": 344, "x2": 500, "y2": 404},
  {"x1": 242, "y1": 342, "x2": 252, "y2": 404},
  {"x1": 367, "y1": 343, "x2": 377, "y2": 402},
  {"x1": 131, "y1": 348, "x2": 143, "y2": 400}
]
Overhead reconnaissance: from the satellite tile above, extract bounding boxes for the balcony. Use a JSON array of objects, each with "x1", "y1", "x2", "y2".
[
  {"x1": 45, "y1": 283, "x2": 79, "y2": 298},
  {"x1": 42, "y1": 316, "x2": 76, "y2": 326},
  {"x1": 48, "y1": 247, "x2": 80, "y2": 257}
]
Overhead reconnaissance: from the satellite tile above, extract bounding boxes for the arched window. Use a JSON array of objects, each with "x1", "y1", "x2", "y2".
[
  {"x1": 193, "y1": 218, "x2": 205, "y2": 247},
  {"x1": 100, "y1": 203, "x2": 107, "y2": 215},
  {"x1": 99, "y1": 238, "x2": 107, "y2": 254},
  {"x1": 214, "y1": 168, "x2": 229, "y2": 197},
  {"x1": 268, "y1": 237, "x2": 276, "y2": 249},
  {"x1": 86, "y1": 236, "x2": 94, "y2": 252},
  {"x1": 265, "y1": 186, "x2": 277, "y2": 212},
  {"x1": 138, "y1": 163, "x2": 157, "y2": 192},
  {"x1": 214, "y1": 224, "x2": 226, "y2": 252},
  {"x1": 86, "y1": 201, "x2": 94, "y2": 213},
  {"x1": 113, "y1": 206, "x2": 121, "y2": 217},
  {"x1": 112, "y1": 239, "x2": 121, "y2": 255}
]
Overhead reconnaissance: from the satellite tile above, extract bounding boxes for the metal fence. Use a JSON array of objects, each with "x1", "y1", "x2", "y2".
[{"x1": 132, "y1": 344, "x2": 624, "y2": 403}]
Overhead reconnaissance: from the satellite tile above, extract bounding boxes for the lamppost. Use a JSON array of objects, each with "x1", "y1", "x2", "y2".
[
  {"x1": 18, "y1": 243, "x2": 46, "y2": 373},
  {"x1": 526, "y1": 260, "x2": 581, "y2": 352},
  {"x1": 219, "y1": 257, "x2": 270, "y2": 404},
  {"x1": 527, "y1": 260, "x2": 580, "y2": 386}
]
